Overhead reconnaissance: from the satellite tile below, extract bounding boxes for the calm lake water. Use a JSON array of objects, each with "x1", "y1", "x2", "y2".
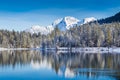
[{"x1": 0, "y1": 50, "x2": 120, "y2": 80}]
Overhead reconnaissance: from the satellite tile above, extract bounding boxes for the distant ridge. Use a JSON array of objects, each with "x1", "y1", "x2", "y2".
[{"x1": 98, "y1": 12, "x2": 120, "y2": 24}]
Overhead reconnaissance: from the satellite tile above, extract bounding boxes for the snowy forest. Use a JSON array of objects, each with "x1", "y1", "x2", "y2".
[{"x1": 0, "y1": 22, "x2": 120, "y2": 48}]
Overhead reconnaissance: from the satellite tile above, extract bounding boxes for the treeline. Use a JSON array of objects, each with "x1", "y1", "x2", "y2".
[
  {"x1": 0, "y1": 30, "x2": 43, "y2": 48},
  {"x1": 0, "y1": 22, "x2": 120, "y2": 48},
  {"x1": 47, "y1": 22, "x2": 120, "y2": 47}
]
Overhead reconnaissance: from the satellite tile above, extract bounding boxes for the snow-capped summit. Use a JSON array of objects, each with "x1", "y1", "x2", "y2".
[
  {"x1": 83, "y1": 17, "x2": 96, "y2": 24},
  {"x1": 52, "y1": 16, "x2": 80, "y2": 31},
  {"x1": 52, "y1": 18, "x2": 63, "y2": 27}
]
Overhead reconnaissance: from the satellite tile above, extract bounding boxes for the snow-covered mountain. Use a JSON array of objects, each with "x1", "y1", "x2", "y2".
[
  {"x1": 52, "y1": 16, "x2": 96, "y2": 31},
  {"x1": 52, "y1": 16, "x2": 80, "y2": 31},
  {"x1": 25, "y1": 16, "x2": 96, "y2": 34},
  {"x1": 25, "y1": 25, "x2": 54, "y2": 35}
]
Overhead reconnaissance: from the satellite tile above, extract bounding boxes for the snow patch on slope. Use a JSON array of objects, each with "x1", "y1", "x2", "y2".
[{"x1": 83, "y1": 17, "x2": 96, "y2": 24}]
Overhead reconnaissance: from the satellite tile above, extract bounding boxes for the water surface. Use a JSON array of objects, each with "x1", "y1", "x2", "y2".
[{"x1": 0, "y1": 50, "x2": 120, "y2": 80}]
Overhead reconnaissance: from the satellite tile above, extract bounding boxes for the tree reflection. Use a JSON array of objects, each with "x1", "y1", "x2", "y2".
[{"x1": 0, "y1": 51, "x2": 120, "y2": 79}]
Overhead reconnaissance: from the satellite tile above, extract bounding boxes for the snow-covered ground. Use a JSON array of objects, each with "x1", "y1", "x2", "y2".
[
  {"x1": 0, "y1": 48, "x2": 29, "y2": 51},
  {"x1": 57, "y1": 47, "x2": 120, "y2": 53},
  {"x1": 1, "y1": 47, "x2": 120, "y2": 53}
]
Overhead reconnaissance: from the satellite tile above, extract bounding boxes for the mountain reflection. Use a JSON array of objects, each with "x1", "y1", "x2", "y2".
[{"x1": 0, "y1": 50, "x2": 120, "y2": 79}]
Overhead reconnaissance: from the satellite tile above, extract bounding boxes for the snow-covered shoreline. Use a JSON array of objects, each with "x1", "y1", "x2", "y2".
[
  {"x1": 57, "y1": 47, "x2": 120, "y2": 53},
  {"x1": 0, "y1": 48, "x2": 30, "y2": 51},
  {"x1": 0, "y1": 47, "x2": 120, "y2": 53}
]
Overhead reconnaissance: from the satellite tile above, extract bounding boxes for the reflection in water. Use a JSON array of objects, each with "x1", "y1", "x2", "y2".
[
  {"x1": 0, "y1": 50, "x2": 120, "y2": 80},
  {"x1": 31, "y1": 58, "x2": 52, "y2": 70}
]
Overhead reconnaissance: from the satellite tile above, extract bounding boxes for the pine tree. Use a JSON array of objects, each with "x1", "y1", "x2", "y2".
[{"x1": 106, "y1": 28, "x2": 112, "y2": 47}]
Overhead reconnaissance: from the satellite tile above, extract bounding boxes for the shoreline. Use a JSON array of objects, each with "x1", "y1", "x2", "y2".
[{"x1": 0, "y1": 47, "x2": 120, "y2": 53}]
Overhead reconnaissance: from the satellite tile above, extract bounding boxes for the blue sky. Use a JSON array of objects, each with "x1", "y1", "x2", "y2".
[{"x1": 0, "y1": 0, "x2": 120, "y2": 31}]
